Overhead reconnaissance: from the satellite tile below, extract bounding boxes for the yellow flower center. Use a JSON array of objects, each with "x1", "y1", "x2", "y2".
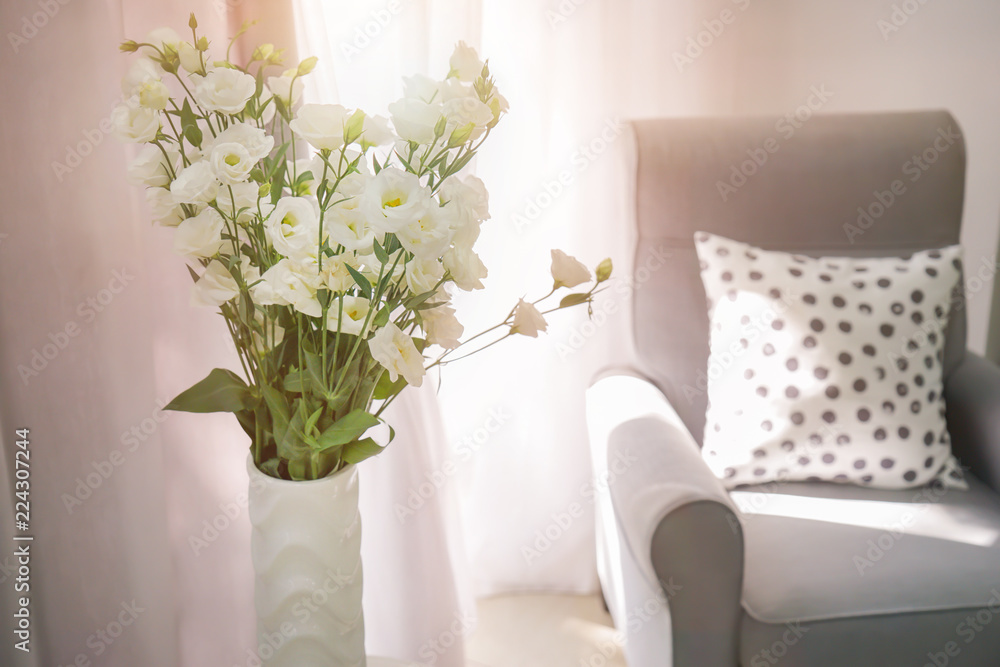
[
  {"x1": 224, "y1": 154, "x2": 241, "y2": 166},
  {"x1": 384, "y1": 197, "x2": 402, "y2": 208}
]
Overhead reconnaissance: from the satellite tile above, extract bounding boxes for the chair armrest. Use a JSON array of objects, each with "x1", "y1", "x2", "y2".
[
  {"x1": 587, "y1": 372, "x2": 744, "y2": 667},
  {"x1": 944, "y1": 352, "x2": 1000, "y2": 493}
]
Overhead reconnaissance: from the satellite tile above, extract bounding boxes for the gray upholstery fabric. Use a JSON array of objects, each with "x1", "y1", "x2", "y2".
[
  {"x1": 651, "y1": 502, "x2": 743, "y2": 666},
  {"x1": 606, "y1": 414, "x2": 744, "y2": 666},
  {"x1": 735, "y1": 475, "x2": 1000, "y2": 623},
  {"x1": 630, "y1": 111, "x2": 968, "y2": 443},
  {"x1": 741, "y1": 604, "x2": 1000, "y2": 667},
  {"x1": 946, "y1": 353, "x2": 1000, "y2": 493}
]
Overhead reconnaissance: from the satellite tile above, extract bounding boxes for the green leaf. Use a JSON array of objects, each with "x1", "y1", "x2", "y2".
[
  {"x1": 258, "y1": 457, "x2": 281, "y2": 478},
  {"x1": 165, "y1": 368, "x2": 253, "y2": 413},
  {"x1": 373, "y1": 370, "x2": 406, "y2": 400},
  {"x1": 560, "y1": 293, "x2": 591, "y2": 308},
  {"x1": 262, "y1": 385, "x2": 291, "y2": 444},
  {"x1": 372, "y1": 237, "x2": 389, "y2": 264},
  {"x1": 341, "y1": 437, "x2": 385, "y2": 464},
  {"x1": 383, "y1": 233, "x2": 401, "y2": 255},
  {"x1": 345, "y1": 264, "x2": 373, "y2": 300},
  {"x1": 179, "y1": 98, "x2": 203, "y2": 148},
  {"x1": 303, "y1": 405, "x2": 324, "y2": 437},
  {"x1": 372, "y1": 306, "x2": 391, "y2": 328},
  {"x1": 314, "y1": 409, "x2": 379, "y2": 452},
  {"x1": 404, "y1": 288, "x2": 440, "y2": 311}
]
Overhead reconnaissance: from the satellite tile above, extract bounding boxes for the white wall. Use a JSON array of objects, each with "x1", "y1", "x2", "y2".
[{"x1": 689, "y1": 0, "x2": 1000, "y2": 353}]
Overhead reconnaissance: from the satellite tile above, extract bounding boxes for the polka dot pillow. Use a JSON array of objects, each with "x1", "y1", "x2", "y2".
[{"x1": 694, "y1": 232, "x2": 966, "y2": 490}]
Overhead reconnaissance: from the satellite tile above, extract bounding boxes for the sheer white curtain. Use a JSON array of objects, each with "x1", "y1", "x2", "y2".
[{"x1": 289, "y1": 2, "x2": 717, "y2": 625}]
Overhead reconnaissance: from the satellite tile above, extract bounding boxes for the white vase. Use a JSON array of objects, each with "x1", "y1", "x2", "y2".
[{"x1": 247, "y1": 454, "x2": 366, "y2": 667}]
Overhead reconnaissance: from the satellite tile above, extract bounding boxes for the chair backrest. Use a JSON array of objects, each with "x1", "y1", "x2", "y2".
[{"x1": 630, "y1": 111, "x2": 967, "y2": 444}]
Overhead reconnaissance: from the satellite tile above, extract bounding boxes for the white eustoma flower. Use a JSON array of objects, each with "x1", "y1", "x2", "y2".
[
  {"x1": 111, "y1": 98, "x2": 160, "y2": 143},
  {"x1": 510, "y1": 299, "x2": 547, "y2": 337},
  {"x1": 170, "y1": 161, "x2": 219, "y2": 204},
  {"x1": 326, "y1": 203, "x2": 375, "y2": 253},
  {"x1": 191, "y1": 68, "x2": 256, "y2": 114},
  {"x1": 140, "y1": 27, "x2": 181, "y2": 57},
  {"x1": 355, "y1": 249, "x2": 405, "y2": 285},
  {"x1": 217, "y1": 181, "x2": 262, "y2": 222},
  {"x1": 361, "y1": 167, "x2": 431, "y2": 233},
  {"x1": 265, "y1": 197, "x2": 322, "y2": 260},
  {"x1": 387, "y1": 98, "x2": 442, "y2": 144},
  {"x1": 178, "y1": 41, "x2": 204, "y2": 74},
  {"x1": 173, "y1": 207, "x2": 225, "y2": 258},
  {"x1": 251, "y1": 309, "x2": 285, "y2": 353},
  {"x1": 289, "y1": 104, "x2": 350, "y2": 151},
  {"x1": 422, "y1": 304, "x2": 464, "y2": 350},
  {"x1": 146, "y1": 187, "x2": 184, "y2": 227},
  {"x1": 121, "y1": 58, "x2": 169, "y2": 110},
  {"x1": 405, "y1": 257, "x2": 445, "y2": 295},
  {"x1": 191, "y1": 259, "x2": 238, "y2": 307},
  {"x1": 550, "y1": 249, "x2": 591, "y2": 288},
  {"x1": 360, "y1": 114, "x2": 394, "y2": 148},
  {"x1": 253, "y1": 258, "x2": 322, "y2": 317},
  {"x1": 368, "y1": 322, "x2": 426, "y2": 387},
  {"x1": 439, "y1": 176, "x2": 489, "y2": 246},
  {"x1": 320, "y1": 253, "x2": 359, "y2": 293},
  {"x1": 397, "y1": 202, "x2": 458, "y2": 260},
  {"x1": 442, "y1": 97, "x2": 494, "y2": 140},
  {"x1": 443, "y1": 244, "x2": 487, "y2": 291},
  {"x1": 267, "y1": 69, "x2": 303, "y2": 107},
  {"x1": 209, "y1": 141, "x2": 255, "y2": 185},
  {"x1": 127, "y1": 144, "x2": 175, "y2": 187},
  {"x1": 449, "y1": 41, "x2": 485, "y2": 82},
  {"x1": 327, "y1": 296, "x2": 371, "y2": 336},
  {"x1": 206, "y1": 121, "x2": 274, "y2": 162},
  {"x1": 402, "y1": 74, "x2": 441, "y2": 102}
]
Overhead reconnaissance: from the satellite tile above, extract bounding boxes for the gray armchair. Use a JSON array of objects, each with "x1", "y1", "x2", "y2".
[{"x1": 587, "y1": 111, "x2": 1000, "y2": 666}]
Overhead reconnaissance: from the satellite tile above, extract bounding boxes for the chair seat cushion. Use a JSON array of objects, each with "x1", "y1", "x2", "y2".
[
  {"x1": 735, "y1": 474, "x2": 1000, "y2": 623},
  {"x1": 735, "y1": 475, "x2": 1000, "y2": 665}
]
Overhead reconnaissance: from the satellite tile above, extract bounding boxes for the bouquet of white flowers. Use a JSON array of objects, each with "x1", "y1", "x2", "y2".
[{"x1": 115, "y1": 15, "x2": 611, "y2": 481}]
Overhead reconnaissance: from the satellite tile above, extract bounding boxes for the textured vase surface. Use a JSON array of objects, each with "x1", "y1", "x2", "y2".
[{"x1": 247, "y1": 454, "x2": 366, "y2": 666}]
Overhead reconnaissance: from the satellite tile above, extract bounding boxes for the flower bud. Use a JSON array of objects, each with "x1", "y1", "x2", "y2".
[{"x1": 297, "y1": 56, "x2": 318, "y2": 76}]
